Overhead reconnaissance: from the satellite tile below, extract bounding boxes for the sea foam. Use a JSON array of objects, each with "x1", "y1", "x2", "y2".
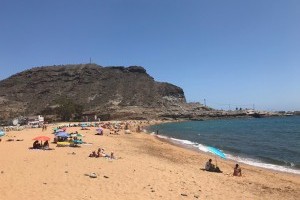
[{"x1": 154, "y1": 133, "x2": 300, "y2": 175}]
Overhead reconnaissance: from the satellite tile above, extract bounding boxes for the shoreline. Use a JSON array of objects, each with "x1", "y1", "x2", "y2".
[
  {"x1": 145, "y1": 120, "x2": 300, "y2": 176},
  {"x1": 152, "y1": 133, "x2": 300, "y2": 176},
  {"x1": 0, "y1": 121, "x2": 299, "y2": 200}
]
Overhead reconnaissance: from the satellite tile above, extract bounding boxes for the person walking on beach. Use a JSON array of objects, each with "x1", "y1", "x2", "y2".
[{"x1": 233, "y1": 164, "x2": 242, "y2": 176}]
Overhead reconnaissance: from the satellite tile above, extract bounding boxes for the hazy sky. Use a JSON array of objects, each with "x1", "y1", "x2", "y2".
[{"x1": 0, "y1": 0, "x2": 299, "y2": 111}]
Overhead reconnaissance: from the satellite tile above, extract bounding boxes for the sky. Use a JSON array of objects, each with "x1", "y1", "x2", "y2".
[{"x1": 0, "y1": 0, "x2": 299, "y2": 111}]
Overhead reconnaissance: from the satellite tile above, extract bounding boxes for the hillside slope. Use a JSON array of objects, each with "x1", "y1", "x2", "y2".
[{"x1": 0, "y1": 64, "x2": 209, "y2": 121}]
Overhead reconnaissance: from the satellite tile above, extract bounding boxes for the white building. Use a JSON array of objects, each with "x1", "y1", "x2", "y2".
[{"x1": 27, "y1": 115, "x2": 44, "y2": 127}]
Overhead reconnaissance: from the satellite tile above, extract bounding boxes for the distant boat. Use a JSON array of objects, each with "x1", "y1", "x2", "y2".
[
  {"x1": 284, "y1": 113, "x2": 294, "y2": 116},
  {"x1": 246, "y1": 110, "x2": 264, "y2": 118}
]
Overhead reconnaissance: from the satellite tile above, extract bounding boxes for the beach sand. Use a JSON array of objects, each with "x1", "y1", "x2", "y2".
[{"x1": 0, "y1": 121, "x2": 299, "y2": 200}]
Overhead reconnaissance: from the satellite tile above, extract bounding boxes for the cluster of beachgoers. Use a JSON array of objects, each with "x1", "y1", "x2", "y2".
[
  {"x1": 0, "y1": 120, "x2": 299, "y2": 200},
  {"x1": 27, "y1": 121, "x2": 143, "y2": 151}
]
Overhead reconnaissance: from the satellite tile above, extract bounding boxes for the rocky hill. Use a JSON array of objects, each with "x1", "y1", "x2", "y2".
[{"x1": 0, "y1": 64, "x2": 215, "y2": 121}]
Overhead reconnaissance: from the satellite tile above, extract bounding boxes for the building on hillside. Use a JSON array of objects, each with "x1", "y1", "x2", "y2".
[{"x1": 27, "y1": 115, "x2": 44, "y2": 127}]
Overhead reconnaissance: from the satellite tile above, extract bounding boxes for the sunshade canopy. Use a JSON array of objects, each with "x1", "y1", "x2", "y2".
[{"x1": 207, "y1": 146, "x2": 226, "y2": 159}]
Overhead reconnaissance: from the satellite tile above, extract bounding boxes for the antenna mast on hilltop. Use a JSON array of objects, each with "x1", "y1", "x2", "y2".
[
  {"x1": 204, "y1": 98, "x2": 206, "y2": 107},
  {"x1": 89, "y1": 57, "x2": 92, "y2": 64}
]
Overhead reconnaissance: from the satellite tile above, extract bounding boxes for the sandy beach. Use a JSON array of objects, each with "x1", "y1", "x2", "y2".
[{"x1": 0, "y1": 121, "x2": 299, "y2": 200}]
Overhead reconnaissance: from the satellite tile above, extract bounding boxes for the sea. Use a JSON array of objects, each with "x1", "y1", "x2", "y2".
[{"x1": 147, "y1": 116, "x2": 300, "y2": 174}]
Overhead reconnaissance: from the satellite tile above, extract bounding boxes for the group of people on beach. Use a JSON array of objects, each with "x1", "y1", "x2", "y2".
[
  {"x1": 205, "y1": 159, "x2": 242, "y2": 176},
  {"x1": 89, "y1": 148, "x2": 115, "y2": 159},
  {"x1": 32, "y1": 140, "x2": 49, "y2": 150}
]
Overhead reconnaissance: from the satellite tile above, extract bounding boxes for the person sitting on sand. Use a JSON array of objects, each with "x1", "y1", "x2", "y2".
[
  {"x1": 33, "y1": 140, "x2": 40, "y2": 149},
  {"x1": 110, "y1": 151, "x2": 115, "y2": 159},
  {"x1": 205, "y1": 159, "x2": 215, "y2": 171},
  {"x1": 43, "y1": 141, "x2": 49, "y2": 149},
  {"x1": 98, "y1": 148, "x2": 107, "y2": 157},
  {"x1": 233, "y1": 164, "x2": 242, "y2": 176},
  {"x1": 96, "y1": 148, "x2": 102, "y2": 157},
  {"x1": 205, "y1": 159, "x2": 222, "y2": 172}
]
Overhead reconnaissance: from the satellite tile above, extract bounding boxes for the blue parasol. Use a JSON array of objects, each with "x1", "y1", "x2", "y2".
[
  {"x1": 55, "y1": 132, "x2": 69, "y2": 138},
  {"x1": 207, "y1": 146, "x2": 226, "y2": 167},
  {"x1": 207, "y1": 146, "x2": 226, "y2": 159}
]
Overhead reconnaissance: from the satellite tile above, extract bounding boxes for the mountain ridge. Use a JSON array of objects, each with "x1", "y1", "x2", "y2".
[{"x1": 0, "y1": 64, "x2": 211, "y2": 121}]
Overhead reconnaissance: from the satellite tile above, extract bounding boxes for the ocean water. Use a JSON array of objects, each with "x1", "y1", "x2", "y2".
[{"x1": 148, "y1": 116, "x2": 300, "y2": 174}]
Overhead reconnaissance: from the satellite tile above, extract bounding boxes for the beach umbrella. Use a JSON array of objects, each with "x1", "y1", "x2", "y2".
[
  {"x1": 207, "y1": 146, "x2": 226, "y2": 167},
  {"x1": 55, "y1": 132, "x2": 69, "y2": 138},
  {"x1": 32, "y1": 136, "x2": 50, "y2": 141},
  {"x1": 55, "y1": 131, "x2": 68, "y2": 135},
  {"x1": 207, "y1": 146, "x2": 226, "y2": 159}
]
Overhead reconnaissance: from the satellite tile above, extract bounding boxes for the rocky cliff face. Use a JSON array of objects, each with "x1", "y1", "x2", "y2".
[{"x1": 0, "y1": 64, "x2": 211, "y2": 121}]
